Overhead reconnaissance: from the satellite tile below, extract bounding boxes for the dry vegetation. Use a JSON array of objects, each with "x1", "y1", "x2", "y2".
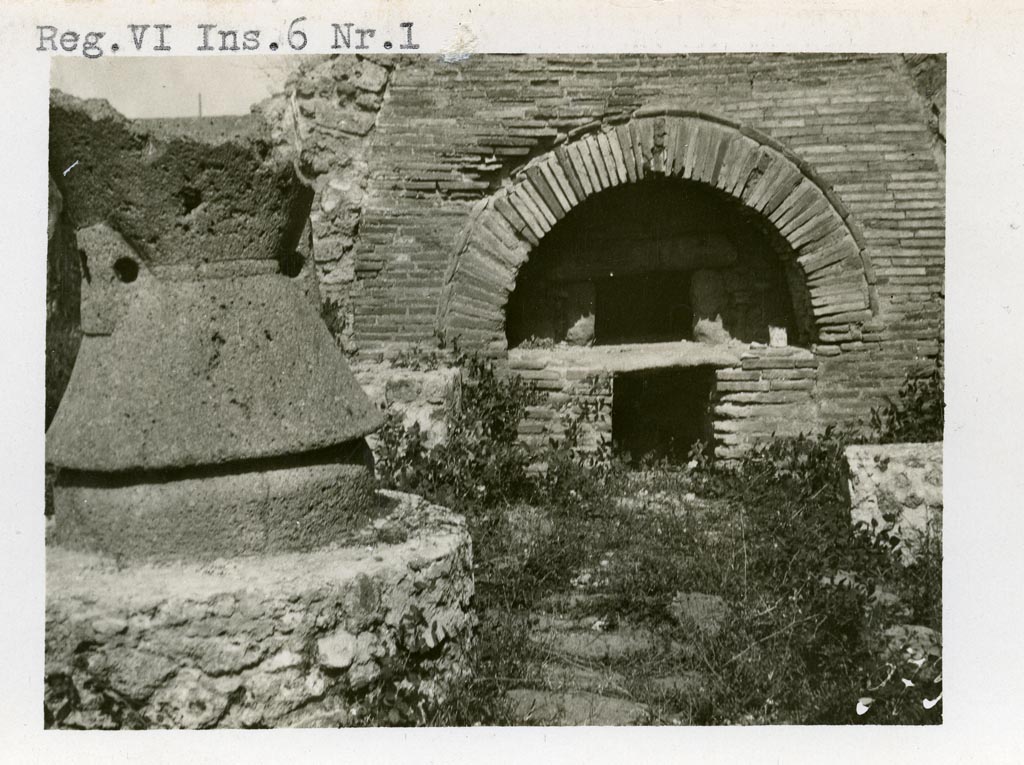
[{"x1": 375, "y1": 356, "x2": 943, "y2": 726}]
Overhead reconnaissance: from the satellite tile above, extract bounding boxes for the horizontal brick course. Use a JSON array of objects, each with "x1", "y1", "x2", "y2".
[{"x1": 284, "y1": 53, "x2": 943, "y2": 455}]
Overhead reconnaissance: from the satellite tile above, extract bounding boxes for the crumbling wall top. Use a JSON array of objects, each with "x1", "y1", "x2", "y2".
[{"x1": 49, "y1": 89, "x2": 311, "y2": 271}]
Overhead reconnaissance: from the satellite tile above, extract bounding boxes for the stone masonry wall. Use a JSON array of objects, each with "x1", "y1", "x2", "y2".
[
  {"x1": 510, "y1": 353, "x2": 614, "y2": 453},
  {"x1": 844, "y1": 442, "x2": 942, "y2": 563},
  {"x1": 45, "y1": 491, "x2": 475, "y2": 729},
  {"x1": 256, "y1": 55, "x2": 394, "y2": 353},
  {"x1": 47, "y1": 55, "x2": 945, "y2": 461},
  {"x1": 354, "y1": 361, "x2": 461, "y2": 449},
  {"x1": 510, "y1": 344, "x2": 820, "y2": 460},
  {"x1": 277, "y1": 54, "x2": 944, "y2": 451}
]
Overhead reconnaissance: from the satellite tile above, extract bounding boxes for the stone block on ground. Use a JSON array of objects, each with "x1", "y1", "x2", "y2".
[
  {"x1": 643, "y1": 672, "x2": 708, "y2": 697},
  {"x1": 882, "y1": 624, "x2": 942, "y2": 663},
  {"x1": 540, "y1": 663, "x2": 629, "y2": 695},
  {"x1": 529, "y1": 622, "x2": 661, "y2": 662},
  {"x1": 534, "y1": 592, "x2": 609, "y2": 614},
  {"x1": 844, "y1": 442, "x2": 942, "y2": 563}
]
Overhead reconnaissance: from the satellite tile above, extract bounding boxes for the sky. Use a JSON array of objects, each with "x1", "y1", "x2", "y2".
[{"x1": 51, "y1": 56, "x2": 298, "y2": 118}]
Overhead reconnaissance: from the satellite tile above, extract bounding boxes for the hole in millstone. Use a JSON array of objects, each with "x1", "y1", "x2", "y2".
[
  {"x1": 278, "y1": 250, "x2": 305, "y2": 278},
  {"x1": 112, "y1": 257, "x2": 139, "y2": 283},
  {"x1": 177, "y1": 186, "x2": 203, "y2": 215}
]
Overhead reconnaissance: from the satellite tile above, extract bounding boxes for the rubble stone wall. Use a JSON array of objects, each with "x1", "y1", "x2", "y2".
[
  {"x1": 354, "y1": 362, "x2": 461, "y2": 449},
  {"x1": 45, "y1": 491, "x2": 475, "y2": 729},
  {"x1": 255, "y1": 56, "x2": 395, "y2": 354},
  {"x1": 844, "y1": 442, "x2": 943, "y2": 562}
]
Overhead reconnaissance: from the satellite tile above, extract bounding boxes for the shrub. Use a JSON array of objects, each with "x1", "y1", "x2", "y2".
[
  {"x1": 376, "y1": 354, "x2": 539, "y2": 507},
  {"x1": 376, "y1": 353, "x2": 942, "y2": 726},
  {"x1": 870, "y1": 363, "x2": 944, "y2": 443},
  {"x1": 374, "y1": 410, "x2": 430, "y2": 494},
  {"x1": 684, "y1": 421, "x2": 941, "y2": 724}
]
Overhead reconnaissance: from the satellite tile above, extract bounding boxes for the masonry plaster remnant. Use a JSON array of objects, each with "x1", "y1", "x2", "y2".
[
  {"x1": 844, "y1": 442, "x2": 942, "y2": 564},
  {"x1": 45, "y1": 492, "x2": 475, "y2": 729},
  {"x1": 46, "y1": 91, "x2": 383, "y2": 559}
]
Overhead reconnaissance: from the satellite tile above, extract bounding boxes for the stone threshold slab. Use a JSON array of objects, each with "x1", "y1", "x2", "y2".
[{"x1": 509, "y1": 340, "x2": 745, "y2": 374}]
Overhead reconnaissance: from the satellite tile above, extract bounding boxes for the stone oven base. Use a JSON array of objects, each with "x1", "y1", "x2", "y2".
[
  {"x1": 508, "y1": 341, "x2": 821, "y2": 460},
  {"x1": 45, "y1": 491, "x2": 475, "y2": 729}
]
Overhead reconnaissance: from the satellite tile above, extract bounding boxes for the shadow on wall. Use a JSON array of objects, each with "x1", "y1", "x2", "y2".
[
  {"x1": 613, "y1": 366, "x2": 717, "y2": 463},
  {"x1": 46, "y1": 175, "x2": 82, "y2": 429},
  {"x1": 505, "y1": 178, "x2": 809, "y2": 350}
]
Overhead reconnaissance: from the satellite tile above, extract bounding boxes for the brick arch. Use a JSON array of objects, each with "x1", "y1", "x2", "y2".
[{"x1": 437, "y1": 107, "x2": 877, "y2": 353}]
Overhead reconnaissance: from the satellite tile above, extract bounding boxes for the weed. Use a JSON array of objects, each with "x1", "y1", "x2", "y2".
[
  {"x1": 319, "y1": 297, "x2": 347, "y2": 344},
  {"x1": 376, "y1": 354, "x2": 540, "y2": 507},
  {"x1": 380, "y1": 353, "x2": 942, "y2": 725},
  {"x1": 870, "y1": 363, "x2": 944, "y2": 443}
]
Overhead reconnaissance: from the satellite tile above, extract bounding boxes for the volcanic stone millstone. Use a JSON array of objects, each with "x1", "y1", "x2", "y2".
[
  {"x1": 46, "y1": 275, "x2": 382, "y2": 471},
  {"x1": 45, "y1": 92, "x2": 384, "y2": 558},
  {"x1": 48, "y1": 90, "x2": 312, "y2": 268},
  {"x1": 52, "y1": 460, "x2": 382, "y2": 560}
]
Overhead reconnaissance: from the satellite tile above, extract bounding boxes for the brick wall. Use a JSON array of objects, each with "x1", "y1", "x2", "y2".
[
  {"x1": 713, "y1": 346, "x2": 819, "y2": 458},
  {"x1": 281, "y1": 53, "x2": 944, "y2": 452}
]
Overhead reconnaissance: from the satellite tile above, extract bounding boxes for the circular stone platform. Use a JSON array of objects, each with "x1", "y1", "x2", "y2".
[{"x1": 44, "y1": 491, "x2": 475, "y2": 729}]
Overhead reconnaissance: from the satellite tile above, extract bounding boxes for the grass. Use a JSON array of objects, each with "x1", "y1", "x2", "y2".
[
  {"x1": 563, "y1": 490, "x2": 923, "y2": 721},
  {"x1": 374, "y1": 356, "x2": 943, "y2": 726},
  {"x1": 44, "y1": 338, "x2": 942, "y2": 726},
  {"x1": 435, "y1": 469, "x2": 940, "y2": 725}
]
